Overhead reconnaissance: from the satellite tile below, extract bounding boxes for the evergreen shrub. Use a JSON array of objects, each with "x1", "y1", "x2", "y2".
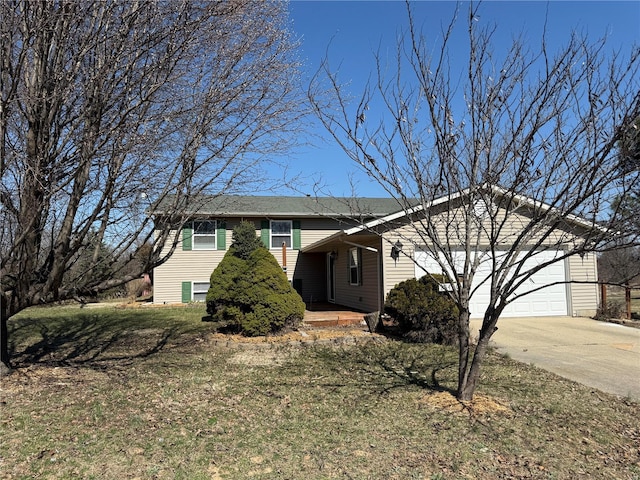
[
  {"x1": 206, "y1": 221, "x2": 305, "y2": 336},
  {"x1": 384, "y1": 275, "x2": 458, "y2": 345}
]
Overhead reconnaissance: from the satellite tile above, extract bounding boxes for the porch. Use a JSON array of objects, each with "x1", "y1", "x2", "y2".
[{"x1": 303, "y1": 303, "x2": 367, "y2": 327}]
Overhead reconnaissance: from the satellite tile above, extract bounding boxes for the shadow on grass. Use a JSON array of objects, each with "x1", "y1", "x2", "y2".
[
  {"x1": 302, "y1": 341, "x2": 459, "y2": 397},
  {"x1": 7, "y1": 308, "x2": 212, "y2": 371}
]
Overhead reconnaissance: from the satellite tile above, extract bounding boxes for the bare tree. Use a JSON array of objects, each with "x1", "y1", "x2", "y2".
[
  {"x1": 0, "y1": 0, "x2": 305, "y2": 372},
  {"x1": 309, "y1": 3, "x2": 640, "y2": 400}
]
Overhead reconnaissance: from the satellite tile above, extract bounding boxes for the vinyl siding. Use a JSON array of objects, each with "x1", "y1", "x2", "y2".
[
  {"x1": 380, "y1": 206, "x2": 600, "y2": 317},
  {"x1": 380, "y1": 234, "x2": 416, "y2": 296},
  {"x1": 568, "y1": 253, "x2": 599, "y2": 316},
  {"x1": 333, "y1": 241, "x2": 380, "y2": 313},
  {"x1": 388, "y1": 203, "x2": 574, "y2": 247},
  {"x1": 154, "y1": 217, "x2": 347, "y2": 304}
]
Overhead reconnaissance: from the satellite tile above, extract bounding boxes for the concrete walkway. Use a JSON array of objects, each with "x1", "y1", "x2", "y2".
[{"x1": 469, "y1": 316, "x2": 640, "y2": 400}]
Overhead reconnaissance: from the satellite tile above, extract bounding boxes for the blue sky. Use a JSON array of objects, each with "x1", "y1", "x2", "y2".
[{"x1": 280, "y1": 1, "x2": 640, "y2": 198}]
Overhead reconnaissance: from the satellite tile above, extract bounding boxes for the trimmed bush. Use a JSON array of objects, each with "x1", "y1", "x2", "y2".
[
  {"x1": 206, "y1": 221, "x2": 305, "y2": 336},
  {"x1": 384, "y1": 275, "x2": 458, "y2": 345}
]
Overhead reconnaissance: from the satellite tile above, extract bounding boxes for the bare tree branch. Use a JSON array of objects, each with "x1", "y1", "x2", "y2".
[
  {"x1": 309, "y1": 2, "x2": 640, "y2": 400},
  {"x1": 0, "y1": 0, "x2": 306, "y2": 369}
]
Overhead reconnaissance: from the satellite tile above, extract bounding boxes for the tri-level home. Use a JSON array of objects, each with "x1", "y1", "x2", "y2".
[{"x1": 152, "y1": 189, "x2": 600, "y2": 318}]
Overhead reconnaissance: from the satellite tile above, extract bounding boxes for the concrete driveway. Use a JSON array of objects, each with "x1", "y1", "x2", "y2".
[{"x1": 469, "y1": 316, "x2": 640, "y2": 400}]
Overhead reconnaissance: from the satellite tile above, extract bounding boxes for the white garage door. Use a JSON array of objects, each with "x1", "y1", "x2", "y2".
[{"x1": 415, "y1": 249, "x2": 568, "y2": 318}]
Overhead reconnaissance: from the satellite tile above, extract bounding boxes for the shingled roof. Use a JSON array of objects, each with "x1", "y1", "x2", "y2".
[{"x1": 152, "y1": 194, "x2": 406, "y2": 218}]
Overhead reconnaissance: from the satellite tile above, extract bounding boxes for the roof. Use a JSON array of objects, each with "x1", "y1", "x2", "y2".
[
  {"x1": 153, "y1": 194, "x2": 405, "y2": 218},
  {"x1": 343, "y1": 184, "x2": 605, "y2": 235},
  {"x1": 301, "y1": 185, "x2": 606, "y2": 253}
]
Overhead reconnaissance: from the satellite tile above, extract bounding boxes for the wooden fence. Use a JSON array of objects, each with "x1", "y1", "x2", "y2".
[{"x1": 600, "y1": 283, "x2": 639, "y2": 320}]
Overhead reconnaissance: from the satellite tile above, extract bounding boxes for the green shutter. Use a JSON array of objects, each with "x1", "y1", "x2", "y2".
[
  {"x1": 217, "y1": 221, "x2": 226, "y2": 250},
  {"x1": 261, "y1": 220, "x2": 270, "y2": 248},
  {"x1": 293, "y1": 220, "x2": 301, "y2": 250},
  {"x1": 181, "y1": 281, "x2": 191, "y2": 303},
  {"x1": 358, "y1": 248, "x2": 363, "y2": 286},
  {"x1": 182, "y1": 225, "x2": 192, "y2": 251}
]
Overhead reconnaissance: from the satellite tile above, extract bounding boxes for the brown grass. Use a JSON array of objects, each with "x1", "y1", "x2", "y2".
[{"x1": 1, "y1": 304, "x2": 639, "y2": 479}]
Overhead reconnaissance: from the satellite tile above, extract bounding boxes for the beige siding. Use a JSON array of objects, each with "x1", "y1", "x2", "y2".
[
  {"x1": 381, "y1": 206, "x2": 600, "y2": 318},
  {"x1": 154, "y1": 228, "x2": 226, "y2": 303},
  {"x1": 381, "y1": 232, "x2": 416, "y2": 297},
  {"x1": 154, "y1": 203, "x2": 600, "y2": 317},
  {"x1": 154, "y1": 217, "x2": 346, "y2": 304},
  {"x1": 568, "y1": 253, "x2": 599, "y2": 316},
  {"x1": 389, "y1": 202, "x2": 579, "y2": 248},
  {"x1": 333, "y1": 241, "x2": 381, "y2": 313}
]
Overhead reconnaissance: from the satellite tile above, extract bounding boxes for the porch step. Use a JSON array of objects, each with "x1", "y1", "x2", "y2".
[{"x1": 303, "y1": 312, "x2": 366, "y2": 327}]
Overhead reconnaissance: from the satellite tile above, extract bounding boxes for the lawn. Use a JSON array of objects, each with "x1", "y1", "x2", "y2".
[{"x1": 1, "y1": 304, "x2": 639, "y2": 479}]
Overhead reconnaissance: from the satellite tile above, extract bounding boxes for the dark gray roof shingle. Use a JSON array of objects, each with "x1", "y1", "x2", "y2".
[{"x1": 154, "y1": 194, "x2": 405, "y2": 218}]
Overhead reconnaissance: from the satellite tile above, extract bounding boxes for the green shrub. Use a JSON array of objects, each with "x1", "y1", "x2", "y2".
[
  {"x1": 384, "y1": 275, "x2": 459, "y2": 345},
  {"x1": 206, "y1": 221, "x2": 305, "y2": 336}
]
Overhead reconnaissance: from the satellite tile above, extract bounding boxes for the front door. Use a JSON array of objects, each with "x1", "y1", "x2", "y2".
[{"x1": 327, "y1": 253, "x2": 336, "y2": 303}]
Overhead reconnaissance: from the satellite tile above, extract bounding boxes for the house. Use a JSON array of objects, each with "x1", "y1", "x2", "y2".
[{"x1": 152, "y1": 190, "x2": 600, "y2": 318}]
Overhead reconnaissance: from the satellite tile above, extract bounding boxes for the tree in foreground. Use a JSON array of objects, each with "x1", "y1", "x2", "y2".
[
  {"x1": 0, "y1": 0, "x2": 304, "y2": 372},
  {"x1": 206, "y1": 222, "x2": 305, "y2": 336},
  {"x1": 309, "y1": 3, "x2": 640, "y2": 400}
]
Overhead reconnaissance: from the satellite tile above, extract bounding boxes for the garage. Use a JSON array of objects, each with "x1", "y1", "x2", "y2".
[{"x1": 415, "y1": 249, "x2": 568, "y2": 318}]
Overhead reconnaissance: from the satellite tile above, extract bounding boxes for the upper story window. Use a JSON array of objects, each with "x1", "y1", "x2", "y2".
[
  {"x1": 271, "y1": 220, "x2": 292, "y2": 248},
  {"x1": 193, "y1": 220, "x2": 216, "y2": 250}
]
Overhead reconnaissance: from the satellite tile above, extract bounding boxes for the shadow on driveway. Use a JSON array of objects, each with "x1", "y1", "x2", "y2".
[{"x1": 470, "y1": 316, "x2": 640, "y2": 401}]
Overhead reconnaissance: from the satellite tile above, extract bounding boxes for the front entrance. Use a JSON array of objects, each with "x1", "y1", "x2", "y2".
[{"x1": 327, "y1": 252, "x2": 336, "y2": 303}]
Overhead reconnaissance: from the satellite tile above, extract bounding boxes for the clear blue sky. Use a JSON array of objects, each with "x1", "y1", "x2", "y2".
[{"x1": 278, "y1": 0, "x2": 640, "y2": 198}]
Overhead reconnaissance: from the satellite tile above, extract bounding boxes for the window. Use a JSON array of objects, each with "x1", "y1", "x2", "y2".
[
  {"x1": 192, "y1": 282, "x2": 209, "y2": 302},
  {"x1": 181, "y1": 281, "x2": 210, "y2": 302},
  {"x1": 270, "y1": 220, "x2": 292, "y2": 248},
  {"x1": 348, "y1": 247, "x2": 362, "y2": 285},
  {"x1": 193, "y1": 220, "x2": 216, "y2": 250}
]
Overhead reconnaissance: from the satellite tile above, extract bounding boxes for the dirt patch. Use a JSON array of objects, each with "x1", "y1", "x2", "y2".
[
  {"x1": 228, "y1": 350, "x2": 287, "y2": 367},
  {"x1": 209, "y1": 327, "x2": 381, "y2": 345},
  {"x1": 420, "y1": 390, "x2": 511, "y2": 416},
  {"x1": 1, "y1": 366, "x2": 108, "y2": 394}
]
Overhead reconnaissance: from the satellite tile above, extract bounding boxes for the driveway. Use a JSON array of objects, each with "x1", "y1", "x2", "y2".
[{"x1": 469, "y1": 316, "x2": 640, "y2": 400}]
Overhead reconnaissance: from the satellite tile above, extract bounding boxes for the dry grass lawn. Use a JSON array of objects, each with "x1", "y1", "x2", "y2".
[{"x1": 1, "y1": 304, "x2": 639, "y2": 479}]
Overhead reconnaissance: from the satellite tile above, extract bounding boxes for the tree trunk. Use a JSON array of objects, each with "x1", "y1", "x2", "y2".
[
  {"x1": 0, "y1": 297, "x2": 10, "y2": 375},
  {"x1": 456, "y1": 308, "x2": 472, "y2": 398},
  {"x1": 457, "y1": 312, "x2": 499, "y2": 401}
]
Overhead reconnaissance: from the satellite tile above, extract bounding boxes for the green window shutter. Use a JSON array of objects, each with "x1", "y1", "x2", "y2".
[
  {"x1": 261, "y1": 220, "x2": 270, "y2": 248},
  {"x1": 182, "y1": 225, "x2": 192, "y2": 251},
  {"x1": 181, "y1": 281, "x2": 191, "y2": 303},
  {"x1": 217, "y1": 221, "x2": 226, "y2": 250},
  {"x1": 358, "y1": 248, "x2": 363, "y2": 286},
  {"x1": 293, "y1": 220, "x2": 301, "y2": 250}
]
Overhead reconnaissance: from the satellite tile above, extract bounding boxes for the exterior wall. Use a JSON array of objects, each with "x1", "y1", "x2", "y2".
[
  {"x1": 154, "y1": 199, "x2": 601, "y2": 318},
  {"x1": 292, "y1": 252, "x2": 327, "y2": 304},
  {"x1": 380, "y1": 234, "x2": 416, "y2": 298},
  {"x1": 379, "y1": 204, "x2": 600, "y2": 317},
  {"x1": 568, "y1": 253, "x2": 599, "y2": 316},
  {"x1": 332, "y1": 240, "x2": 381, "y2": 313},
  {"x1": 154, "y1": 217, "x2": 345, "y2": 304},
  {"x1": 154, "y1": 228, "x2": 224, "y2": 303}
]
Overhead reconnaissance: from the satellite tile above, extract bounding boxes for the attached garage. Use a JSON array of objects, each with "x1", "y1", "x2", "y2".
[{"x1": 414, "y1": 249, "x2": 569, "y2": 318}]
